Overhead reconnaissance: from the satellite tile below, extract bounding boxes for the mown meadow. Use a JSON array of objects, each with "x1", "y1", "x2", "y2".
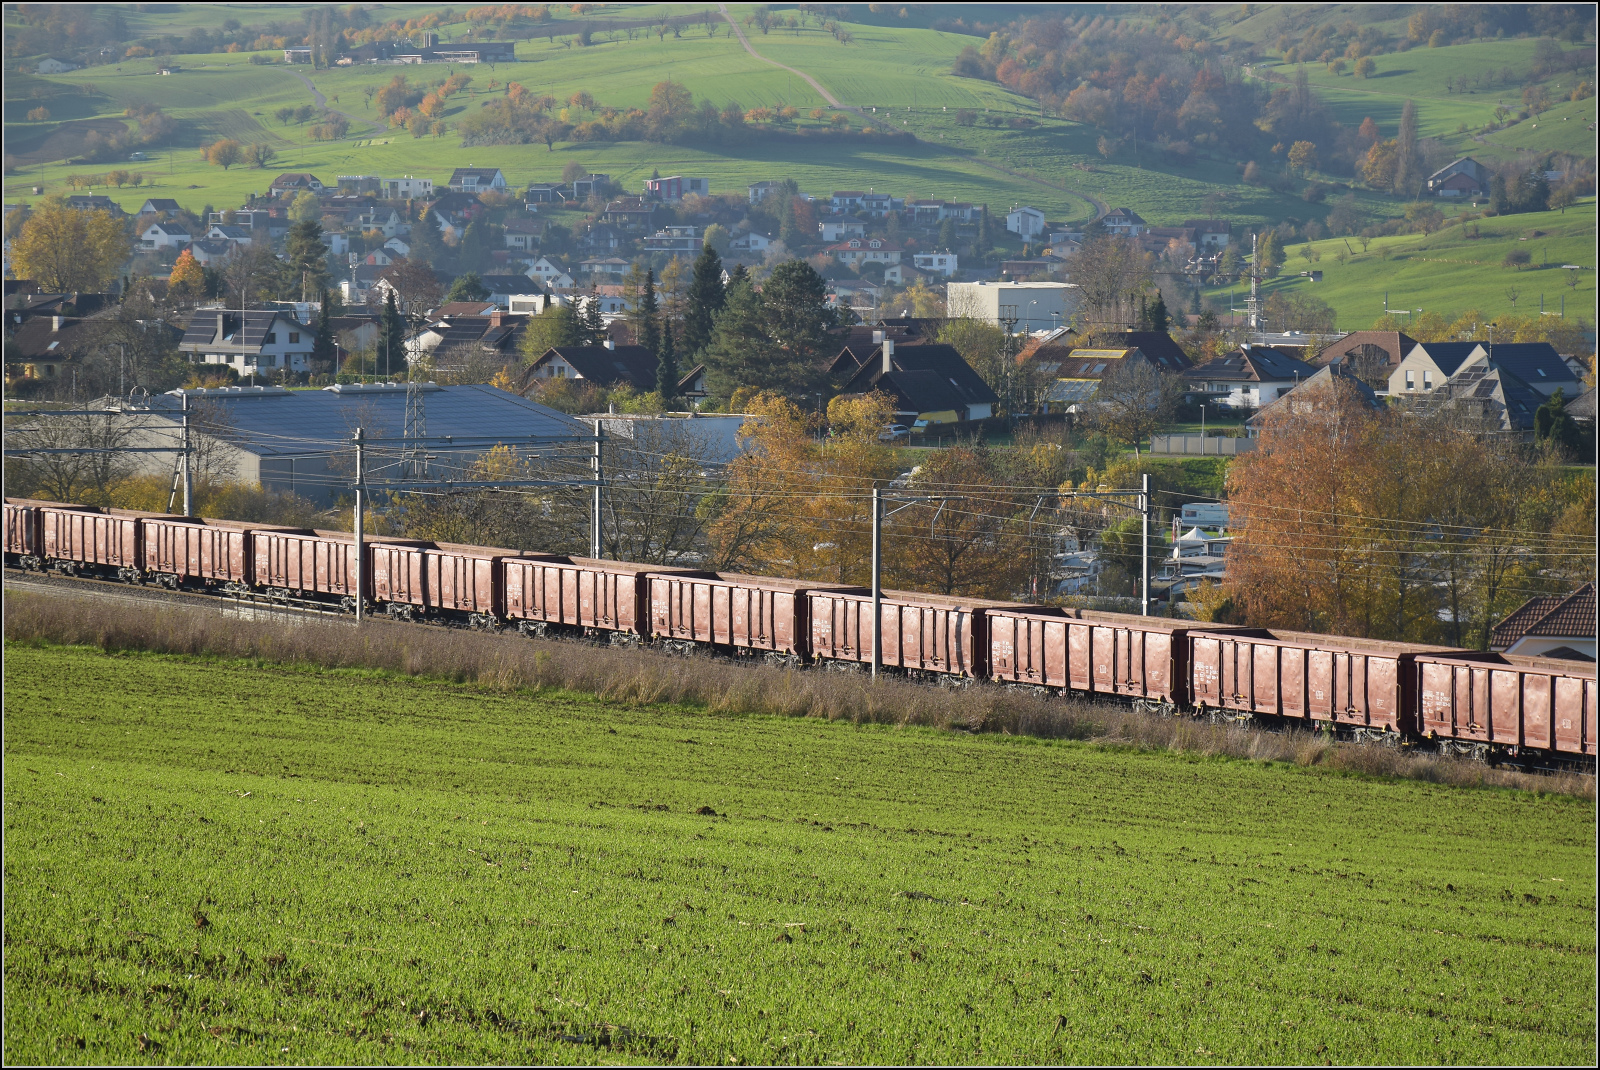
[{"x1": 5, "y1": 632, "x2": 1594, "y2": 1065}]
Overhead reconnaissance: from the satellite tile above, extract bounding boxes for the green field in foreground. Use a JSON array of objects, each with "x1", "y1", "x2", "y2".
[{"x1": 4, "y1": 643, "x2": 1594, "y2": 1065}]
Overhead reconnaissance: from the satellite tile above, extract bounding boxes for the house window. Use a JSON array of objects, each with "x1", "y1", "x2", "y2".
[
  {"x1": 288, "y1": 332, "x2": 300, "y2": 343},
  {"x1": 265, "y1": 332, "x2": 276, "y2": 344},
  {"x1": 1423, "y1": 372, "x2": 1432, "y2": 390},
  {"x1": 1405, "y1": 371, "x2": 1414, "y2": 390}
]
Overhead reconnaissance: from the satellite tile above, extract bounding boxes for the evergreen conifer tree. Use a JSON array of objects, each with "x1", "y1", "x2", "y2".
[
  {"x1": 580, "y1": 292, "x2": 606, "y2": 344},
  {"x1": 682, "y1": 244, "x2": 725, "y2": 356},
  {"x1": 656, "y1": 321, "x2": 678, "y2": 403},
  {"x1": 378, "y1": 290, "x2": 405, "y2": 379},
  {"x1": 312, "y1": 289, "x2": 337, "y2": 374}
]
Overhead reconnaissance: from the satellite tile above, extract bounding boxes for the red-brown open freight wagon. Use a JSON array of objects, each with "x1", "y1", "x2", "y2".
[
  {"x1": 140, "y1": 515, "x2": 277, "y2": 590},
  {"x1": 986, "y1": 608, "x2": 1259, "y2": 709},
  {"x1": 38, "y1": 505, "x2": 164, "y2": 581},
  {"x1": 649, "y1": 572, "x2": 864, "y2": 661},
  {"x1": 808, "y1": 588, "x2": 1034, "y2": 677},
  {"x1": 366, "y1": 540, "x2": 520, "y2": 625},
  {"x1": 1188, "y1": 629, "x2": 1462, "y2": 736},
  {"x1": 4, "y1": 498, "x2": 95, "y2": 566},
  {"x1": 250, "y1": 528, "x2": 357, "y2": 606},
  {"x1": 501, "y1": 556, "x2": 708, "y2": 639},
  {"x1": 1418, "y1": 651, "x2": 1598, "y2": 757}
]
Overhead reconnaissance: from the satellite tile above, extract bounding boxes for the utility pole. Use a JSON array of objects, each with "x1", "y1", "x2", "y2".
[
  {"x1": 1246, "y1": 232, "x2": 1261, "y2": 330},
  {"x1": 871, "y1": 486, "x2": 882, "y2": 679},
  {"x1": 1141, "y1": 472, "x2": 1151, "y2": 617},
  {"x1": 590, "y1": 428, "x2": 603, "y2": 559},
  {"x1": 353, "y1": 427, "x2": 365, "y2": 622},
  {"x1": 181, "y1": 392, "x2": 193, "y2": 516}
]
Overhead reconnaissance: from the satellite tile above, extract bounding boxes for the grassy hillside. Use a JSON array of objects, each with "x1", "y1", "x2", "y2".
[
  {"x1": 1211, "y1": 198, "x2": 1598, "y2": 328},
  {"x1": 6, "y1": 636, "x2": 1595, "y2": 1064}
]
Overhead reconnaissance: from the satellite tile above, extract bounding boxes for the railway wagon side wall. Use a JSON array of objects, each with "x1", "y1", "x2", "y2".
[
  {"x1": 648, "y1": 574, "x2": 819, "y2": 654},
  {"x1": 369, "y1": 544, "x2": 426, "y2": 607},
  {"x1": 141, "y1": 518, "x2": 252, "y2": 583},
  {"x1": 1189, "y1": 632, "x2": 1421, "y2": 733},
  {"x1": 808, "y1": 591, "x2": 993, "y2": 677},
  {"x1": 1420, "y1": 657, "x2": 1598, "y2": 756},
  {"x1": 251, "y1": 531, "x2": 358, "y2": 596},
  {"x1": 424, "y1": 549, "x2": 500, "y2": 617},
  {"x1": 41, "y1": 508, "x2": 141, "y2": 570},
  {"x1": 988, "y1": 610, "x2": 1207, "y2": 705},
  {"x1": 502, "y1": 557, "x2": 649, "y2": 635}
]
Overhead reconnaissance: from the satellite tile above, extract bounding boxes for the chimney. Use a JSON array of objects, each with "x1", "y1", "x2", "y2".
[
  {"x1": 881, "y1": 338, "x2": 894, "y2": 376},
  {"x1": 52, "y1": 315, "x2": 63, "y2": 331},
  {"x1": 872, "y1": 329, "x2": 884, "y2": 345},
  {"x1": 489, "y1": 311, "x2": 503, "y2": 327},
  {"x1": 603, "y1": 338, "x2": 615, "y2": 350},
  {"x1": 217, "y1": 312, "x2": 226, "y2": 341}
]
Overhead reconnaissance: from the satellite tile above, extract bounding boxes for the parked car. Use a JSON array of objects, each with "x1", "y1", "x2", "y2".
[{"x1": 879, "y1": 424, "x2": 911, "y2": 442}]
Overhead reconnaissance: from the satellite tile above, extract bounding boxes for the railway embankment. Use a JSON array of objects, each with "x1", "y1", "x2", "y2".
[{"x1": 6, "y1": 586, "x2": 1590, "y2": 800}]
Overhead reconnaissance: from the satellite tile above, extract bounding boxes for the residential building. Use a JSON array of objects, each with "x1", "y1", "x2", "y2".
[
  {"x1": 392, "y1": 41, "x2": 517, "y2": 64},
  {"x1": 579, "y1": 223, "x2": 626, "y2": 252},
  {"x1": 818, "y1": 220, "x2": 866, "y2": 242},
  {"x1": 138, "y1": 198, "x2": 183, "y2": 216},
  {"x1": 206, "y1": 224, "x2": 254, "y2": 246},
  {"x1": 527, "y1": 256, "x2": 573, "y2": 290},
  {"x1": 859, "y1": 192, "x2": 894, "y2": 217},
  {"x1": 1469, "y1": 342, "x2": 1580, "y2": 397},
  {"x1": 524, "y1": 183, "x2": 567, "y2": 204},
  {"x1": 643, "y1": 226, "x2": 702, "y2": 254},
  {"x1": 1389, "y1": 341, "x2": 1483, "y2": 395},
  {"x1": 1407, "y1": 359, "x2": 1547, "y2": 435},
  {"x1": 283, "y1": 47, "x2": 313, "y2": 63},
  {"x1": 103, "y1": 383, "x2": 584, "y2": 505},
  {"x1": 480, "y1": 274, "x2": 545, "y2": 307},
  {"x1": 1000, "y1": 256, "x2": 1066, "y2": 278},
  {"x1": 1038, "y1": 347, "x2": 1161, "y2": 413},
  {"x1": 448, "y1": 167, "x2": 507, "y2": 194},
  {"x1": 729, "y1": 230, "x2": 776, "y2": 255},
  {"x1": 524, "y1": 342, "x2": 661, "y2": 391},
  {"x1": 1427, "y1": 157, "x2": 1488, "y2": 198},
  {"x1": 381, "y1": 175, "x2": 434, "y2": 200},
  {"x1": 503, "y1": 217, "x2": 546, "y2": 251},
  {"x1": 579, "y1": 256, "x2": 630, "y2": 277},
  {"x1": 1489, "y1": 584, "x2": 1596, "y2": 660},
  {"x1": 3, "y1": 314, "x2": 95, "y2": 382},
  {"x1": 912, "y1": 251, "x2": 959, "y2": 277},
  {"x1": 946, "y1": 280, "x2": 1081, "y2": 333},
  {"x1": 1246, "y1": 362, "x2": 1382, "y2": 436},
  {"x1": 1317, "y1": 330, "x2": 1417, "y2": 391},
  {"x1": 267, "y1": 173, "x2": 326, "y2": 198},
  {"x1": 38, "y1": 57, "x2": 78, "y2": 74},
  {"x1": 571, "y1": 174, "x2": 610, "y2": 201},
  {"x1": 1183, "y1": 219, "x2": 1232, "y2": 248},
  {"x1": 64, "y1": 194, "x2": 126, "y2": 217},
  {"x1": 642, "y1": 176, "x2": 709, "y2": 202},
  {"x1": 748, "y1": 181, "x2": 785, "y2": 204},
  {"x1": 1188, "y1": 344, "x2": 1319, "y2": 410},
  {"x1": 1005, "y1": 205, "x2": 1046, "y2": 239},
  {"x1": 1109, "y1": 330, "x2": 1195, "y2": 372},
  {"x1": 336, "y1": 175, "x2": 382, "y2": 195},
  {"x1": 601, "y1": 199, "x2": 656, "y2": 230},
  {"x1": 140, "y1": 221, "x2": 192, "y2": 250},
  {"x1": 831, "y1": 191, "x2": 868, "y2": 212},
  {"x1": 382, "y1": 237, "x2": 410, "y2": 258},
  {"x1": 882, "y1": 263, "x2": 931, "y2": 287},
  {"x1": 177, "y1": 309, "x2": 317, "y2": 374},
  {"x1": 831, "y1": 339, "x2": 999, "y2": 425},
  {"x1": 186, "y1": 240, "x2": 237, "y2": 268},
  {"x1": 826, "y1": 237, "x2": 902, "y2": 268},
  {"x1": 1099, "y1": 207, "x2": 1148, "y2": 237}
]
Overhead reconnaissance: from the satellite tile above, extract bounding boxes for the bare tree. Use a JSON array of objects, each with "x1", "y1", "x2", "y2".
[
  {"x1": 3, "y1": 408, "x2": 140, "y2": 504},
  {"x1": 1088, "y1": 360, "x2": 1180, "y2": 455},
  {"x1": 602, "y1": 420, "x2": 717, "y2": 564},
  {"x1": 1071, "y1": 234, "x2": 1152, "y2": 330}
]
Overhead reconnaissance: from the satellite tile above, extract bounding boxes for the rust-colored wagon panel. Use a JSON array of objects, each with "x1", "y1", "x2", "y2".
[
  {"x1": 250, "y1": 529, "x2": 355, "y2": 597},
  {"x1": 4, "y1": 498, "x2": 89, "y2": 558},
  {"x1": 502, "y1": 557, "x2": 705, "y2": 636},
  {"x1": 807, "y1": 589, "x2": 1024, "y2": 677},
  {"x1": 40, "y1": 506, "x2": 148, "y2": 571},
  {"x1": 652, "y1": 573, "x2": 846, "y2": 655},
  {"x1": 141, "y1": 516, "x2": 258, "y2": 584},
  {"x1": 1187, "y1": 629, "x2": 1456, "y2": 734},
  {"x1": 1417, "y1": 651, "x2": 1597, "y2": 756},
  {"x1": 425, "y1": 543, "x2": 509, "y2": 617}
]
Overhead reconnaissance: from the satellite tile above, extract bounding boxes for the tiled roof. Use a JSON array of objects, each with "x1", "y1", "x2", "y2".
[
  {"x1": 1193, "y1": 346, "x2": 1317, "y2": 383},
  {"x1": 1409, "y1": 342, "x2": 1484, "y2": 377},
  {"x1": 533, "y1": 345, "x2": 660, "y2": 391},
  {"x1": 1481, "y1": 342, "x2": 1579, "y2": 387},
  {"x1": 1491, "y1": 583, "x2": 1597, "y2": 649}
]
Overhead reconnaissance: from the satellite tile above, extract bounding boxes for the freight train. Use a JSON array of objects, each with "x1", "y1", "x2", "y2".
[{"x1": 6, "y1": 497, "x2": 1595, "y2": 763}]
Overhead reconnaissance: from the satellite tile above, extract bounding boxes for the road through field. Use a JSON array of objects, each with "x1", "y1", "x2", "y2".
[
  {"x1": 720, "y1": 3, "x2": 1105, "y2": 221},
  {"x1": 287, "y1": 70, "x2": 386, "y2": 134}
]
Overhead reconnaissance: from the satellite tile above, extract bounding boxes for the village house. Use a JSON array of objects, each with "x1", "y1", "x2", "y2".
[
  {"x1": 1005, "y1": 205, "x2": 1046, "y2": 239},
  {"x1": 267, "y1": 173, "x2": 326, "y2": 199},
  {"x1": 643, "y1": 226, "x2": 702, "y2": 254},
  {"x1": 448, "y1": 167, "x2": 508, "y2": 194},
  {"x1": 64, "y1": 194, "x2": 125, "y2": 217},
  {"x1": 831, "y1": 337, "x2": 999, "y2": 426},
  {"x1": 138, "y1": 198, "x2": 183, "y2": 217},
  {"x1": 140, "y1": 221, "x2": 192, "y2": 251},
  {"x1": 1188, "y1": 344, "x2": 1318, "y2": 409},
  {"x1": 1489, "y1": 584, "x2": 1596, "y2": 660},
  {"x1": 382, "y1": 176, "x2": 434, "y2": 200},
  {"x1": 642, "y1": 176, "x2": 708, "y2": 202},
  {"x1": 1100, "y1": 207, "x2": 1148, "y2": 237},
  {"x1": 178, "y1": 309, "x2": 317, "y2": 374},
  {"x1": 524, "y1": 342, "x2": 661, "y2": 391},
  {"x1": 912, "y1": 251, "x2": 959, "y2": 277},
  {"x1": 826, "y1": 237, "x2": 902, "y2": 269},
  {"x1": 1427, "y1": 157, "x2": 1489, "y2": 198},
  {"x1": 818, "y1": 219, "x2": 866, "y2": 242}
]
